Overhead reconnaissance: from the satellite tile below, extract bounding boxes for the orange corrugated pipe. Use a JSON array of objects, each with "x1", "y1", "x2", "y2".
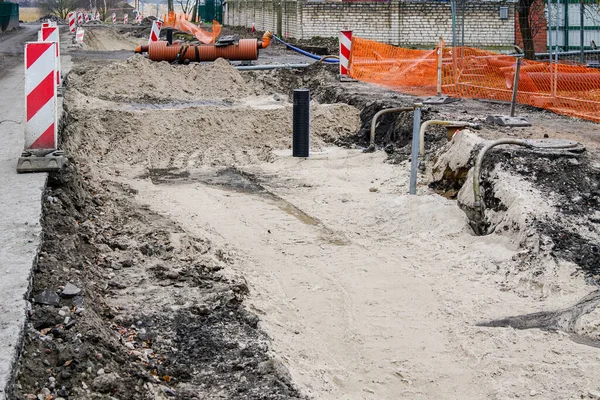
[{"x1": 134, "y1": 31, "x2": 273, "y2": 62}]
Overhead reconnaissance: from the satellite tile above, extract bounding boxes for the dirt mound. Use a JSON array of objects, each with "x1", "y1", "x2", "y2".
[
  {"x1": 431, "y1": 131, "x2": 600, "y2": 287},
  {"x1": 36, "y1": 14, "x2": 67, "y2": 24},
  {"x1": 62, "y1": 100, "x2": 360, "y2": 172},
  {"x1": 68, "y1": 56, "x2": 254, "y2": 102}
]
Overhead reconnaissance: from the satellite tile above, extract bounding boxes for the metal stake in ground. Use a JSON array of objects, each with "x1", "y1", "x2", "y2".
[
  {"x1": 510, "y1": 56, "x2": 522, "y2": 117},
  {"x1": 409, "y1": 103, "x2": 422, "y2": 195},
  {"x1": 293, "y1": 89, "x2": 310, "y2": 158},
  {"x1": 486, "y1": 56, "x2": 531, "y2": 127}
]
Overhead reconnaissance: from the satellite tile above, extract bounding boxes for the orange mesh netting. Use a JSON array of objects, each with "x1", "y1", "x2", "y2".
[
  {"x1": 349, "y1": 37, "x2": 600, "y2": 123},
  {"x1": 162, "y1": 12, "x2": 221, "y2": 44}
]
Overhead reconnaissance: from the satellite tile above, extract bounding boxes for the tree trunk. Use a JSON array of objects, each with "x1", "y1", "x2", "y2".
[
  {"x1": 518, "y1": 0, "x2": 536, "y2": 60},
  {"x1": 168, "y1": 0, "x2": 173, "y2": 13},
  {"x1": 191, "y1": 0, "x2": 198, "y2": 22}
]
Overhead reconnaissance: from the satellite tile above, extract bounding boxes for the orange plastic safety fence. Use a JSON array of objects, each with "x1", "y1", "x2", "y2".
[
  {"x1": 162, "y1": 12, "x2": 221, "y2": 44},
  {"x1": 349, "y1": 37, "x2": 600, "y2": 123}
]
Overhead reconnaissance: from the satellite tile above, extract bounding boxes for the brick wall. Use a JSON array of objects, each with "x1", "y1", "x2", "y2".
[{"x1": 224, "y1": 0, "x2": 517, "y2": 48}]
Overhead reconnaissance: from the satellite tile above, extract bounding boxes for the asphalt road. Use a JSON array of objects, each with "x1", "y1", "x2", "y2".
[{"x1": 0, "y1": 24, "x2": 48, "y2": 399}]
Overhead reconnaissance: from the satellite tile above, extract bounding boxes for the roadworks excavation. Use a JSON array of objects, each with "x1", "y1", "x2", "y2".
[{"x1": 9, "y1": 46, "x2": 600, "y2": 400}]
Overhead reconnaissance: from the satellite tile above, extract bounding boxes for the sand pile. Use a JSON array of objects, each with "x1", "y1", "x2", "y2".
[
  {"x1": 67, "y1": 56, "x2": 254, "y2": 103},
  {"x1": 64, "y1": 102, "x2": 360, "y2": 172}
]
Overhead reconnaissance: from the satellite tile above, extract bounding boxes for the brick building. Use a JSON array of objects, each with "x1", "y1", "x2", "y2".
[{"x1": 223, "y1": 0, "x2": 517, "y2": 49}]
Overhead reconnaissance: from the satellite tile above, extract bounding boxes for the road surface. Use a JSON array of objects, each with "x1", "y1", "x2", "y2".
[{"x1": 0, "y1": 24, "x2": 47, "y2": 399}]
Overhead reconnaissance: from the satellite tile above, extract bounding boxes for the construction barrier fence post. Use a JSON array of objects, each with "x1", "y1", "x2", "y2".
[
  {"x1": 68, "y1": 12, "x2": 75, "y2": 33},
  {"x1": 148, "y1": 20, "x2": 162, "y2": 44},
  {"x1": 24, "y1": 41, "x2": 57, "y2": 151},
  {"x1": 124, "y1": 14, "x2": 128, "y2": 24},
  {"x1": 40, "y1": 25, "x2": 60, "y2": 86},
  {"x1": 76, "y1": 27, "x2": 85, "y2": 43},
  {"x1": 77, "y1": 12, "x2": 83, "y2": 26},
  {"x1": 339, "y1": 30, "x2": 352, "y2": 77}
]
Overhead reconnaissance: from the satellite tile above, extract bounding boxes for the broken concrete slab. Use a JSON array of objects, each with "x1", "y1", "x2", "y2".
[
  {"x1": 60, "y1": 283, "x2": 81, "y2": 297},
  {"x1": 486, "y1": 115, "x2": 532, "y2": 127},
  {"x1": 423, "y1": 96, "x2": 461, "y2": 105},
  {"x1": 33, "y1": 289, "x2": 60, "y2": 306}
]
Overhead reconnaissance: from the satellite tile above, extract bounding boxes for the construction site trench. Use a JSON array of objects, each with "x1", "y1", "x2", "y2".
[{"x1": 7, "y1": 25, "x2": 600, "y2": 400}]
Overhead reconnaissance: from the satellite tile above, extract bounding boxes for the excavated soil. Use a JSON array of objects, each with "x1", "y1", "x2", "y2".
[
  {"x1": 9, "y1": 31, "x2": 600, "y2": 400},
  {"x1": 10, "y1": 162, "x2": 301, "y2": 400}
]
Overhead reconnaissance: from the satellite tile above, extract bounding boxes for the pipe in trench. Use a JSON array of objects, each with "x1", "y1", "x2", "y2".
[
  {"x1": 134, "y1": 31, "x2": 273, "y2": 62},
  {"x1": 367, "y1": 107, "x2": 414, "y2": 151},
  {"x1": 418, "y1": 120, "x2": 479, "y2": 157},
  {"x1": 272, "y1": 35, "x2": 339, "y2": 64},
  {"x1": 471, "y1": 139, "x2": 579, "y2": 234},
  {"x1": 236, "y1": 63, "x2": 310, "y2": 71}
]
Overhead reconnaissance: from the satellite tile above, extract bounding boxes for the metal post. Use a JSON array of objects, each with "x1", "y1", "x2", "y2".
[
  {"x1": 548, "y1": 0, "x2": 554, "y2": 63},
  {"x1": 580, "y1": 0, "x2": 585, "y2": 63},
  {"x1": 510, "y1": 57, "x2": 522, "y2": 117},
  {"x1": 555, "y1": 0, "x2": 560, "y2": 64},
  {"x1": 451, "y1": 0, "x2": 457, "y2": 48},
  {"x1": 436, "y1": 36, "x2": 443, "y2": 96},
  {"x1": 409, "y1": 103, "x2": 422, "y2": 195},
  {"x1": 460, "y1": 0, "x2": 465, "y2": 47}
]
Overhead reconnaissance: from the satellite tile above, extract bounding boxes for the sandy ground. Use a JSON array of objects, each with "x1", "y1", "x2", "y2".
[
  {"x1": 118, "y1": 150, "x2": 599, "y2": 400},
  {"x1": 56, "y1": 50, "x2": 600, "y2": 399},
  {"x1": 8, "y1": 25, "x2": 600, "y2": 400}
]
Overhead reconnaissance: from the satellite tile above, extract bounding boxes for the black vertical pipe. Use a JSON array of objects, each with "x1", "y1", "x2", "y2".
[
  {"x1": 293, "y1": 89, "x2": 310, "y2": 158},
  {"x1": 166, "y1": 28, "x2": 173, "y2": 44}
]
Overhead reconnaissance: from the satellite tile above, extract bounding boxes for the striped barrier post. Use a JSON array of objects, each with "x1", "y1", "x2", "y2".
[
  {"x1": 68, "y1": 12, "x2": 76, "y2": 33},
  {"x1": 95, "y1": 11, "x2": 100, "y2": 21},
  {"x1": 77, "y1": 12, "x2": 83, "y2": 26},
  {"x1": 40, "y1": 26, "x2": 60, "y2": 86},
  {"x1": 123, "y1": 14, "x2": 128, "y2": 24},
  {"x1": 148, "y1": 20, "x2": 162, "y2": 44},
  {"x1": 339, "y1": 31, "x2": 352, "y2": 77},
  {"x1": 84, "y1": 13, "x2": 90, "y2": 23},
  {"x1": 18, "y1": 41, "x2": 63, "y2": 172},
  {"x1": 76, "y1": 27, "x2": 85, "y2": 44},
  {"x1": 112, "y1": 13, "x2": 116, "y2": 24}
]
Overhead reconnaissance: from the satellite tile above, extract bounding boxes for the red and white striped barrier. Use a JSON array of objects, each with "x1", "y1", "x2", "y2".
[
  {"x1": 24, "y1": 41, "x2": 57, "y2": 150},
  {"x1": 95, "y1": 11, "x2": 100, "y2": 21},
  {"x1": 148, "y1": 20, "x2": 162, "y2": 44},
  {"x1": 112, "y1": 13, "x2": 116, "y2": 24},
  {"x1": 84, "y1": 13, "x2": 90, "y2": 23},
  {"x1": 339, "y1": 31, "x2": 352, "y2": 77},
  {"x1": 135, "y1": 13, "x2": 142, "y2": 24},
  {"x1": 68, "y1": 12, "x2": 76, "y2": 33},
  {"x1": 40, "y1": 26, "x2": 60, "y2": 86},
  {"x1": 123, "y1": 14, "x2": 128, "y2": 24},
  {"x1": 76, "y1": 27, "x2": 85, "y2": 44},
  {"x1": 77, "y1": 12, "x2": 83, "y2": 26}
]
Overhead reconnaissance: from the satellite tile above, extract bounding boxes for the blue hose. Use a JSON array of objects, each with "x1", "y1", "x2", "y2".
[{"x1": 273, "y1": 36, "x2": 339, "y2": 64}]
